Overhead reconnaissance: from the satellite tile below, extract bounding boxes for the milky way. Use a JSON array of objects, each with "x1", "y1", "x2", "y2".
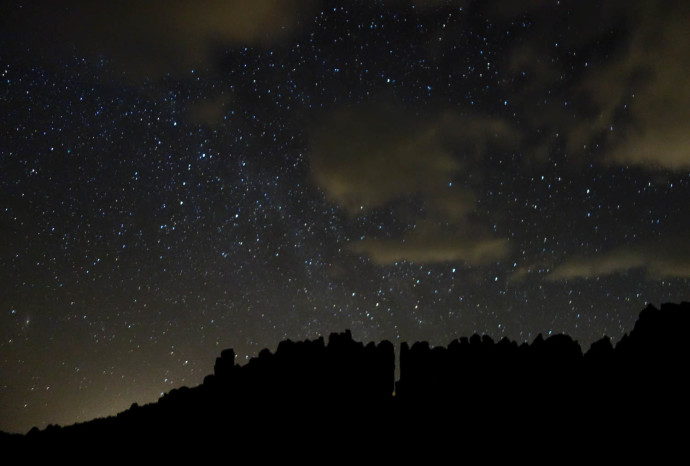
[{"x1": 2, "y1": 0, "x2": 689, "y2": 433}]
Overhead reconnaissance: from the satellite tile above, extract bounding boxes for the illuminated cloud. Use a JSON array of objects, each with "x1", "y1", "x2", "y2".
[
  {"x1": 601, "y1": 8, "x2": 690, "y2": 169},
  {"x1": 546, "y1": 2, "x2": 689, "y2": 170},
  {"x1": 547, "y1": 242, "x2": 690, "y2": 281},
  {"x1": 548, "y1": 251, "x2": 646, "y2": 281},
  {"x1": 309, "y1": 104, "x2": 460, "y2": 214},
  {"x1": 486, "y1": 1, "x2": 690, "y2": 170},
  {"x1": 349, "y1": 229, "x2": 511, "y2": 266},
  {"x1": 187, "y1": 93, "x2": 234, "y2": 126},
  {"x1": 308, "y1": 102, "x2": 516, "y2": 266},
  {"x1": 383, "y1": 0, "x2": 470, "y2": 9},
  {"x1": 308, "y1": 103, "x2": 518, "y2": 215},
  {"x1": 507, "y1": 264, "x2": 543, "y2": 284}
]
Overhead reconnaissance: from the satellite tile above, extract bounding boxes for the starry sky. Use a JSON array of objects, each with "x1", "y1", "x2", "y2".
[{"x1": 2, "y1": 0, "x2": 689, "y2": 433}]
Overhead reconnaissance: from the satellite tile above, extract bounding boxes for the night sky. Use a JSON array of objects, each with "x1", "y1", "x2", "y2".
[{"x1": 2, "y1": 0, "x2": 689, "y2": 433}]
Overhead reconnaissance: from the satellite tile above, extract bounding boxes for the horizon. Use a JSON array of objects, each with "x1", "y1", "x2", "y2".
[
  {"x1": 0, "y1": 301, "x2": 678, "y2": 434},
  {"x1": 6, "y1": 300, "x2": 688, "y2": 435}
]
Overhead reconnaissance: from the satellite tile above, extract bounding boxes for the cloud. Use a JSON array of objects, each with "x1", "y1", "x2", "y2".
[
  {"x1": 562, "y1": 2, "x2": 690, "y2": 169},
  {"x1": 309, "y1": 104, "x2": 461, "y2": 214},
  {"x1": 489, "y1": 1, "x2": 690, "y2": 170},
  {"x1": 548, "y1": 251, "x2": 646, "y2": 281},
  {"x1": 507, "y1": 265, "x2": 540, "y2": 284},
  {"x1": 308, "y1": 102, "x2": 516, "y2": 266},
  {"x1": 187, "y1": 93, "x2": 234, "y2": 126},
  {"x1": 5, "y1": 0, "x2": 317, "y2": 77},
  {"x1": 382, "y1": 0, "x2": 471, "y2": 9},
  {"x1": 308, "y1": 103, "x2": 519, "y2": 215},
  {"x1": 547, "y1": 241, "x2": 690, "y2": 281},
  {"x1": 601, "y1": 7, "x2": 690, "y2": 169},
  {"x1": 349, "y1": 228, "x2": 511, "y2": 266}
]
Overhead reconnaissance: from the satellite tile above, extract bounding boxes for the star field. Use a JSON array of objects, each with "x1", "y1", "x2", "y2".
[{"x1": 1, "y1": 0, "x2": 689, "y2": 433}]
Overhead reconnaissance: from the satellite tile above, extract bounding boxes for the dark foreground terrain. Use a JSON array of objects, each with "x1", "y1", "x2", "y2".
[{"x1": 2, "y1": 302, "x2": 689, "y2": 458}]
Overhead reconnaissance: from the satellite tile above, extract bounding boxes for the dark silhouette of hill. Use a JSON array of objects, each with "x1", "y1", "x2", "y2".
[{"x1": 3, "y1": 302, "x2": 689, "y2": 457}]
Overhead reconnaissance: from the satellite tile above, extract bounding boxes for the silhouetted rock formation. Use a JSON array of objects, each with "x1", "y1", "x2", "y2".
[
  {"x1": 204, "y1": 330, "x2": 395, "y2": 408},
  {"x1": 4, "y1": 303, "x2": 690, "y2": 457}
]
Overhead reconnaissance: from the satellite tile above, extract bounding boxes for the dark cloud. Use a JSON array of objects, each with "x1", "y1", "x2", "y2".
[{"x1": 4, "y1": 0, "x2": 317, "y2": 78}]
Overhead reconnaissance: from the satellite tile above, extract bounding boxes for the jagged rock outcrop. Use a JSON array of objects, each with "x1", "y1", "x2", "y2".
[{"x1": 6, "y1": 303, "x2": 689, "y2": 455}]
